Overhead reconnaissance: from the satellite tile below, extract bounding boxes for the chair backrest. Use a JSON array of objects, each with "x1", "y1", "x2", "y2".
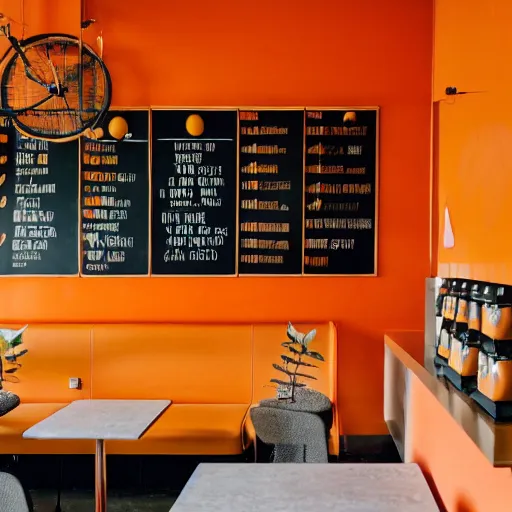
[{"x1": 0, "y1": 472, "x2": 31, "y2": 512}]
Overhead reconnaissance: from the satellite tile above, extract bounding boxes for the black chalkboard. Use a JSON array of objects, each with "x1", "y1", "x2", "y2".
[
  {"x1": 0, "y1": 118, "x2": 79, "y2": 275},
  {"x1": 303, "y1": 109, "x2": 378, "y2": 275},
  {"x1": 238, "y1": 109, "x2": 304, "y2": 275},
  {"x1": 151, "y1": 109, "x2": 237, "y2": 275},
  {"x1": 81, "y1": 109, "x2": 149, "y2": 276}
]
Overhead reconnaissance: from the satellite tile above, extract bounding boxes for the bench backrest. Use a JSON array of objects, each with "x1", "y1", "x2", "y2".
[
  {"x1": 90, "y1": 324, "x2": 253, "y2": 404},
  {"x1": 1, "y1": 322, "x2": 336, "y2": 408},
  {"x1": 0, "y1": 324, "x2": 92, "y2": 403}
]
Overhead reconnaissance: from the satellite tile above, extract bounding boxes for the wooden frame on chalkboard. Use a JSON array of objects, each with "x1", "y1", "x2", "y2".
[
  {"x1": 149, "y1": 107, "x2": 239, "y2": 277},
  {"x1": 302, "y1": 106, "x2": 380, "y2": 277},
  {"x1": 236, "y1": 106, "x2": 306, "y2": 278},
  {"x1": 79, "y1": 106, "x2": 151, "y2": 278}
]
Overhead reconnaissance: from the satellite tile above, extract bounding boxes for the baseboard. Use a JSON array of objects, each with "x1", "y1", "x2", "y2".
[{"x1": 339, "y1": 435, "x2": 401, "y2": 463}]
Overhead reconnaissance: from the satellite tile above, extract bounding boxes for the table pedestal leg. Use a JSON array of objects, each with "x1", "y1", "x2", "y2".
[{"x1": 95, "y1": 439, "x2": 106, "y2": 512}]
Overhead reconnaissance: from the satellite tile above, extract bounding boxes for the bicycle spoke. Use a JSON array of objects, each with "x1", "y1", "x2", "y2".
[
  {"x1": 61, "y1": 92, "x2": 79, "y2": 133},
  {"x1": 27, "y1": 46, "x2": 52, "y2": 83}
]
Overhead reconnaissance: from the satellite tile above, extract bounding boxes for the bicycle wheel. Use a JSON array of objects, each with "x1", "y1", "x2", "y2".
[{"x1": 0, "y1": 32, "x2": 111, "y2": 141}]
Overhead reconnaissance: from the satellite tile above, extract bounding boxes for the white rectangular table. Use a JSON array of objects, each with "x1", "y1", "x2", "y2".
[
  {"x1": 24, "y1": 399, "x2": 170, "y2": 512},
  {"x1": 170, "y1": 463, "x2": 439, "y2": 512}
]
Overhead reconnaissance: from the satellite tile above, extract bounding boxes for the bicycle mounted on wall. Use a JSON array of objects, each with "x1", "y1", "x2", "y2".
[{"x1": 0, "y1": 15, "x2": 111, "y2": 142}]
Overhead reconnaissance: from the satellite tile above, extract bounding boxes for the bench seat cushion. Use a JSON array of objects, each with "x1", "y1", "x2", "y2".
[
  {"x1": 0, "y1": 404, "x2": 95, "y2": 455},
  {"x1": 106, "y1": 404, "x2": 250, "y2": 455}
]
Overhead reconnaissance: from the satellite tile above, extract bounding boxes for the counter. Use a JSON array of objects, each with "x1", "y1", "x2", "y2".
[{"x1": 384, "y1": 331, "x2": 512, "y2": 512}]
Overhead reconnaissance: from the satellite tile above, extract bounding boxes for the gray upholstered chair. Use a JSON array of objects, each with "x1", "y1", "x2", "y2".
[
  {"x1": 0, "y1": 390, "x2": 21, "y2": 417},
  {"x1": 0, "y1": 472, "x2": 32, "y2": 512},
  {"x1": 250, "y1": 406, "x2": 328, "y2": 463}
]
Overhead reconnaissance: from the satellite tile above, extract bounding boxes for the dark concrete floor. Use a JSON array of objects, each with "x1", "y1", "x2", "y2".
[
  {"x1": 30, "y1": 490, "x2": 177, "y2": 512},
  {"x1": 9, "y1": 436, "x2": 401, "y2": 511}
]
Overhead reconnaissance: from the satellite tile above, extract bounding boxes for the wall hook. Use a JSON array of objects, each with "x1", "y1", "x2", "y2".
[{"x1": 445, "y1": 86, "x2": 486, "y2": 96}]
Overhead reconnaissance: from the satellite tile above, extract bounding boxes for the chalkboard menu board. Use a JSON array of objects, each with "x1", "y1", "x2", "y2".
[
  {"x1": 81, "y1": 109, "x2": 149, "y2": 276},
  {"x1": 303, "y1": 108, "x2": 378, "y2": 275},
  {"x1": 238, "y1": 109, "x2": 304, "y2": 275},
  {"x1": 151, "y1": 109, "x2": 237, "y2": 275},
  {"x1": 0, "y1": 118, "x2": 79, "y2": 275}
]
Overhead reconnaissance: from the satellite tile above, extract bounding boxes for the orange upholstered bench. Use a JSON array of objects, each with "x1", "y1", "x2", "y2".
[
  {"x1": 0, "y1": 322, "x2": 339, "y2": 457},
  {"x1": 0, "y1": 324, "x2": 95, "y2": 454}
]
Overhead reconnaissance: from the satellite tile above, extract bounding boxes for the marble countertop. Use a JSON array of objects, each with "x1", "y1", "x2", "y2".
[
  {"x1": 23, "y1": 399, "x2": 170, "y2": 440},
  {"x1": 170, "y1": 463, "x2": 439, "y2": 512}
]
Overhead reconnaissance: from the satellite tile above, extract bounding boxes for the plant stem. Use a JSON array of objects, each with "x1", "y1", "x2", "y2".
[
  {"x1": 287, "y1": 361, "x2": 293, "y2": 392},
  {"x1": 291, "y1": 354, "x2": 302, "y2": 402}
]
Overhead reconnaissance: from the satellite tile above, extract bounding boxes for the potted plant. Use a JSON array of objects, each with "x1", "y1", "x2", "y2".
[
  {"x1": 0, "y1": 326, "x2": 28, "y2": 417},
  {"x1": 250, "y1": 322, "x2": 332, "y2": 463}
]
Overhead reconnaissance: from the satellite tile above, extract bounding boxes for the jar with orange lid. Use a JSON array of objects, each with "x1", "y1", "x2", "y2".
[
  {"x1": 471, "y1": 283, "x2": 512, "y2": 421},
  {"x1": 435, "y1": 280, "x2": 459, "y2": 371},
  {"x1": 446, "y1": 281, "x2": 479, "y2": 392}
]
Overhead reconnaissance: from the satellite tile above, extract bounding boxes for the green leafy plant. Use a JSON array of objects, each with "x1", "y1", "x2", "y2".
[
  {"x1": 0, "y1": 326, "x2": 28, "y2": 389},
  {"x1": 271, "y1": 322, "x2": 324, "y2": 402}
]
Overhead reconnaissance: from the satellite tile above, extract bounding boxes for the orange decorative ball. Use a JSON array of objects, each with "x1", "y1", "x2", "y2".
[
  {"x1": 343, "y1": 111, "x2": 357, "y2": 125},
  {"x1": 185, "y1": 114, "x2": 204, "y2": 137},
  {"x1": 109, "y1": 116, "x2": 129, "y2": 140}
]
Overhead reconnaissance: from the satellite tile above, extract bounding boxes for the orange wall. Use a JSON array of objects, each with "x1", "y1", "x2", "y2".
[
  {"x1": 0, "y1": 0, "x2": 433, "y2": 434},
  {"x1": 409, "y1": 372, "x2": 512, "y2": 512},
  {"x1": 435, "y1": 0, "x2": 512, "y2": 284},
  {"x1": 0, "y1": 0, "x2": 79, "y2": 39}
]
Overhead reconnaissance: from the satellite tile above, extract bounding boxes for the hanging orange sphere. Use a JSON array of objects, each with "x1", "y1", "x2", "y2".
[
  {"x1": 185, "y1": 114, "x2": 204, "y2": 137},
  {"x1": 109, "y1": 116, "x2": 129, "y2": 140},
  {"x1": 343, "y1": 111, "x2": 357, "y2": 125}
]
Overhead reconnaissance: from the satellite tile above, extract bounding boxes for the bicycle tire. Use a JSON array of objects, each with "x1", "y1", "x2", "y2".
[{"x1": 0, "y1": 32, "x2": 111, "y2": 142}]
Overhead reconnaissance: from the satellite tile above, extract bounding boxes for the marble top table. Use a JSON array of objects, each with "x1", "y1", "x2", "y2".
[
  {"x1": 170, "y1": 463, "x2": 439, "y2": 512},
  {"x1": 24, "y1": 399, "x2": 170, "y2": 512}
]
